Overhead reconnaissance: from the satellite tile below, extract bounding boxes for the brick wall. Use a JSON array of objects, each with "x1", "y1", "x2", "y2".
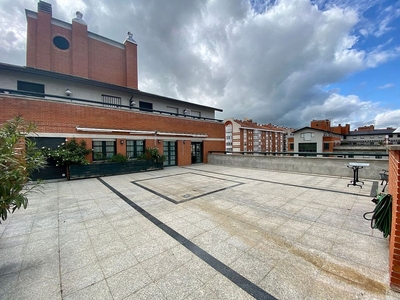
[
  {"x1": 88, "y1": 38, "x2": 126, "y2": 87},
  {"x1": 26, "y1": 6, "x2": 138, "y2": 89},
  {"x1": 0, "y1": 96, "x2": 224, "y2": 166},
  {"x1": 389, "y1": 146, "x2": 400, "y2": 291},
  {"x1": 51, "y1": 26, "x2": 73, "y2": 75}
]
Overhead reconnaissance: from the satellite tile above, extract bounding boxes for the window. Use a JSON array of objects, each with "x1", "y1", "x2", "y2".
[
  {"x1": 93, "y1": 141, "x2": 115, "y2": 160},
  {"x1": 289, "y1": 143, "x2": 294, "y2": 150},
  {"x1": 102, "y1": 94, "x2": 121, "y2": 107},
  {"x1": 299, "y1": 143, "x2": 317, "y2": 156},
  {"x1": 166, "y1": 106, "x2": 178, "y2": 114},
  {"x1": 53, "y1": 36, "x2": 70, "y2": 50},
  {"x1": 17, "y1": 81, "x2": 45, "y2": 97},
  {"x1": 323, "y1": 143, "x2": 330, "y2": 150},
  {"x1": 139, "y1": 101, "x2": 153, "y2": 112},
  {"x1": 191, "y1": 111, "x2": 201, "y2": 117},
  {"x1": 300, "y1": 132, "x2": 314, "y2": 141},
  {"x1": 126, "y1": 140, "x2": 144, "y2": 159}
]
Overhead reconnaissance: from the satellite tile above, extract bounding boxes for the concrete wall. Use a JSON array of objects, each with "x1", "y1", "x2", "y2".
[{"x1": 208, "y1": 153, "x2": 388, "y2": 180}]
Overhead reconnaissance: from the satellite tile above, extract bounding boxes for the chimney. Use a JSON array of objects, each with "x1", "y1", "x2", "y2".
[
  {"x1": 72, "y1": 11, "x2": 89, "y2": 78},
  {"x1": 38, "y1": 1, "x2": 52, "y2": 14},
  {"x1": 124, "y1": 32, "x2": 138, "y2": 89},
  {"x1": 35, "y1": 1, "x2": 52, "y2": 70}
]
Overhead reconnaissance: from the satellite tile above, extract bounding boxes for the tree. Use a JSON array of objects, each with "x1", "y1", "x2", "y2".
[{"x1": 0, "y1": 116, "x2": 46, "y2": 223}]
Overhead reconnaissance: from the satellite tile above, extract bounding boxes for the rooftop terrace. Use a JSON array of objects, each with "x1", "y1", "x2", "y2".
[{"x1": 0, "y1": 165, "x2": 398, "y2": 299}]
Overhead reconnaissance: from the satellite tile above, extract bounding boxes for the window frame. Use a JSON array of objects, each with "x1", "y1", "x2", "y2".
[
  {"x1": 92, "y1": 141, "x2": 116, "y2": 161},
  {"x1": 126, "y1": 140, "x2": 144, "y2": 159},
  {"x1": 139, "y1": 101, "x2": 153, "y2": 112}
]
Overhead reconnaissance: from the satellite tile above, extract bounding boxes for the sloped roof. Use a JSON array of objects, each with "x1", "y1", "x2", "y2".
[
  {"x1": 293, "y1": 126, "x2": 343, "y2": 136},
  {"x1": 234, "y1": 119, "x2": 286, "y2": 132}
]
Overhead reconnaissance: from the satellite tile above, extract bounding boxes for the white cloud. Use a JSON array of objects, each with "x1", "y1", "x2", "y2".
[
  {"x1": 375, "y1": 110, "x2": 400, "y2": 128},
  {"x1": 0, "y1": 0, "x2": 399, "y2": 129},
  {"x1": 286, "y1": 93, "x2": 379, "y2": 128},
  {"x1": 378, "y1": 83, "x2": 395, "y2": 89}
]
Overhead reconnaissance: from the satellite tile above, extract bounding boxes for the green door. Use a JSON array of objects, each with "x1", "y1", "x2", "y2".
[{"x1": 163, "y1": 141, "x2": 177, "y2": 166}]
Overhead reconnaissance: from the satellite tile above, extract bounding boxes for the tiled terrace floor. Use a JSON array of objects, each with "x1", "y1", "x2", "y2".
[{"x1": 0, "y1": 164, "x2": 399, "y2": 299}]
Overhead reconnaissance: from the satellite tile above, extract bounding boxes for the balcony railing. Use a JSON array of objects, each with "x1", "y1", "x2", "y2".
[{"x1": 1, "y1": 88, "x2": 223, "y2": 122}]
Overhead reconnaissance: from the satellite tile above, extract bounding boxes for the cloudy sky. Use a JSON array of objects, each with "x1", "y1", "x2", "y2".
[{"x1": 0, "y1": 0, "x2": 399, "y2": 129}]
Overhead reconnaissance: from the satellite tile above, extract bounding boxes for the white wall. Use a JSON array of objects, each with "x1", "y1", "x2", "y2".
[{"x1": 0, "y1": 69, "x2": 217, "y2": 119}]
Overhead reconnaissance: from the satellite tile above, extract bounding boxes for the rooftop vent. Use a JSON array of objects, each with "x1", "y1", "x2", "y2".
[{"x1": 38, "y1": 1, "x2": 52, "y2": 14}]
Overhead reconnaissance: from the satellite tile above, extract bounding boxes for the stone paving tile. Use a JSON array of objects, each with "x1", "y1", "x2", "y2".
[
  {"x1": 63, "y1": 280, "x2": 113, "y2": 300},
  {"x1": 99, "y1": 249, "x2": 139, "y2": 278},
  {"x1": 155, "y1": 263, "x2": 206, "y2": 300},
  {"x1": 0, "y1": 165, "x2": 398, "y2": 299},
  {"x1": 61, "y1": 261, "x2": 104, "y2": 296},
  {"x1": 106, "y1": 264, "x2": 152, "y2": 300},
  {"x1": 203, "y1": 273, "x2": 255, "y2": 300},
  {"x1": 125, "y1": 283, "x2": 167, "y2": 300}
]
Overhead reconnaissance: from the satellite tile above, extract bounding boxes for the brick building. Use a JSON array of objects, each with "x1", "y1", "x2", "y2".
[
  {"x1": 224, "y1": 118, "x2": 288, "y2": 153},
  {"x1": 0, "y1": 1, "x2": 225, "y2": 179}
]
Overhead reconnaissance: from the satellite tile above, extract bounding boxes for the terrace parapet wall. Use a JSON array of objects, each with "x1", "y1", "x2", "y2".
[{"x1": 388, "y1": 146, "x2": 400, "y2": 291}]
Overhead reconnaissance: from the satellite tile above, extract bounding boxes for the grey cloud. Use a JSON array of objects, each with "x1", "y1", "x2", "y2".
[{"x1": 1, "y1": 0, "x2": 399, "y2": 129}]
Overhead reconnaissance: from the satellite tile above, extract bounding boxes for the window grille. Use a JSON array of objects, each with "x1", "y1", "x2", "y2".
[{"x1": 102, "y1": 94, "x2": 121, "y2": 107}]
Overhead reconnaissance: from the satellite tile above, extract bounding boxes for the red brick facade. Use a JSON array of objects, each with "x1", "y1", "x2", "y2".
[
  {"x1": 0, "y1": 96, "x2": 225, "y2": 165},
  {"x1": 311, "y1": 119, "x2": 350, "y2": 135},
  {"x1": 389, "y1": 146, "x2": 400, "y2": 291},
  {"x1": 26, "y1": 5, "x2": 138, "y2": 89}
]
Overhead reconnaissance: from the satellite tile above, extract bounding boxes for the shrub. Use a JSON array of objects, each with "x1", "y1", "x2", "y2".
[
  {"x1": 110, "y1": 153, "x2": 128, "y2": 163},
  {"x1": 139, "y1": 147, "x2": 166, "y2": 163},
  {"x1": 42, "y1": 138, "x2": 90, "y2": 166},
  {"x1": 0, "y1": 116, "x2": 46, "y2": 223}
]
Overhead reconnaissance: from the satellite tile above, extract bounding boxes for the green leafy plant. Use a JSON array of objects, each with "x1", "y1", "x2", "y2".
[
  {"x1": 0, "y1": 116, "x2": 46, "y2": 223},
  {"x1": 42, "y1": 138, "x2": 90, "y2": 166},
  {"x1": 139, "y1": 147, "x2": 166, "y2": 163},
  {"x1": 110, "y1": 153, "x2": 128, "y2": 163},
  {"x1": 42, "y1": 138, "x2": 90, "y2": 179}
]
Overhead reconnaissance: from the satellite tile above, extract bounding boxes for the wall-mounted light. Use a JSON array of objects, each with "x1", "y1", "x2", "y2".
[
  {"x1": 120, "y1": 140, "x2": 124, "y2": 145},
  {"x1": 65, "y1": 88, "x2": 72, "y2": 96},
  {"x1": 183, "y1": 140, "x2": 186, "y2": 144},
  {"x1": 158, "y1": 140, "x2": 161, "y2": 143}
]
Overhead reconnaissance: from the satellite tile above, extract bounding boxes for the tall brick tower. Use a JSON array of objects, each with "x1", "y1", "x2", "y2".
[{"x1": 25, "y1": 1, "x2": 138, "y2": 89}]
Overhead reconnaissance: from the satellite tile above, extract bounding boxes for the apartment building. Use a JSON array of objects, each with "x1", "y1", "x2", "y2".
[
  {"x1": 224, "y1": 118, "x2": 288, "y2": 153},
  {"x1": 0, "y1": 1, "x2": 225, "y2": 179},
  {"x1": 343, "y1": 125, "x2": 399, "y2": 145},
  {"x1": 287, "y1": 120, "x2": 398, "y2": 158}
]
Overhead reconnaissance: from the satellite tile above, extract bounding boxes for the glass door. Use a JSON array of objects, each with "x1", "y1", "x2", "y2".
[
  {"x1": 191, "y1": 142, "x2": 203, "y2": 164},
  {"x1": 163, "y1": 141, "x2": 177, "y2": 166}
]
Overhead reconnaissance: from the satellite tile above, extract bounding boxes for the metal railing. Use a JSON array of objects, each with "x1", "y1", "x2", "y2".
[{"x1": 1, "y1": 88, "x2": 223, "y2": 123}]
